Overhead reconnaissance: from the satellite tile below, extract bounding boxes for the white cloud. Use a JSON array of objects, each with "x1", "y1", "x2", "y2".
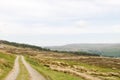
[
  {"x1": 0, "y1": 21, "x2": 120, "y2": 35},
  {"x1": 0, "y1": 0, "x2": 120, "y2": 35},
  {"x1": 75, "y1": 20, "x2": 88, "y2": 27},
  {"x1": 0, "y1": 0, "x2": 120, "y2": 21},
  {"x1": 96, "y1": 0, "x2": 120, "y2": 5}
]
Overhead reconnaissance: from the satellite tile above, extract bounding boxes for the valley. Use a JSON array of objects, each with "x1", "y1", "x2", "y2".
[
  {"x1": 0, "y1": 41, "x2": 120, "y2": 80},
  {"x1": 48, "y1": 44, "x2": 120, "y2": 57}
]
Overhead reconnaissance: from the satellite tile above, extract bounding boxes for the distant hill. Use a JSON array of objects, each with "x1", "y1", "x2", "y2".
[
  {"x1": 0, "y1": 40, "x2": 99, "y2": 56},
  {"x1": 1, "y1": 40, "x2": 120, "y2": 57},
  {"x1": 0, "y1": 40, "x2": 50, "y2": 51},
  {"x1": 47, "y1": 44, "x2": 120, "y2": 57}
]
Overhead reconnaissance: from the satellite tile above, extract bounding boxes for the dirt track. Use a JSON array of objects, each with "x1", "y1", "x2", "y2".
[
  {"x1": 21, "y1": 56, "x2": 46, "y2": 80},
  {"x1": 5, "y1": 56, "x2": 20, "y2": 80},
  {"x1": 5, "y1": 56, "x2": 46, "y2": 80}
]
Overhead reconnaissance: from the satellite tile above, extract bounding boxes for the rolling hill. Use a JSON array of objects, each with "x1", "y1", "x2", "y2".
[
  {"x1": 47, "y1": 44, "x2": 120, "y2": 57},
  {"x1": 0, "y1": 40, "x2": 120, "y2": 80}
]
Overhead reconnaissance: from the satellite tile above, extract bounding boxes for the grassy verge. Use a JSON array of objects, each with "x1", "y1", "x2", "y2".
[
  {"x1": 16, "y1": 56, "x2": 30, "y2": 80},
  {"x1": 54, "y1": 59, "x2": 120, "y2": 73},
  {"x1": 0, "y1": 52, "x2": 15, "y2": 80},
  {"x1": 25, "y1": 56, "x2": 83, "y2": 80},
  {"x1": 53, "y1": 59, "x2": 120, "y2": 80}
]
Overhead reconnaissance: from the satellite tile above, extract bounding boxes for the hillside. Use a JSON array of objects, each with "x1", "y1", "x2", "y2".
[
  {"x1": 0, "y1": 52, "x2": 15, "y2": 79},
  {"x1": 0, "y1": 40, "x2": 100, "y2": 56},
  {"x1": 0, "y1": 40, "x2": 50, "y2": 51},
  {"x1": 0, "y1": 40, "x2": 120, "y2": 80},
  {"x1": 1, "y1": 40, "x2": 120, "y2": 57},
  {"x1": 47, "y1": 44, "x2": 120, "y2": 57}
]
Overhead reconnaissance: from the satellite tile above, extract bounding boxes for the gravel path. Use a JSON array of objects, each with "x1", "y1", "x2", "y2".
[
  {"x1": 21, "y1": 56, "x2": 46, "y2": 80},
  {"x1": 5, "y1": 56, "x2": 20, "y2": 80}
]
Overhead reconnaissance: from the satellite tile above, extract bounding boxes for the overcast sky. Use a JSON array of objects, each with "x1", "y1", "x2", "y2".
[{"x1": 0, "y1": 0, "x2": 120, "y2": 46}]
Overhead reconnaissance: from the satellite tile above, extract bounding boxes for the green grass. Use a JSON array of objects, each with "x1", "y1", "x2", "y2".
[
  {"x1": 16, "y1": 56, "x2": 30, "y2": 80},
  {"x1": 41, "y1": 59, "x2": 120, "y2": 80},
  {"x1": 25, "y1": 56, "x2": 83, "y2": 80},
  {"x1": 54, "y1": 59, "x2": 120, "y2": 73},
  {"x1": 0, "y1": 52, "x2": 15, "y2": 80},
  {"x1": 45, "y1": 58, "x2": 120, "y2": 80}
]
